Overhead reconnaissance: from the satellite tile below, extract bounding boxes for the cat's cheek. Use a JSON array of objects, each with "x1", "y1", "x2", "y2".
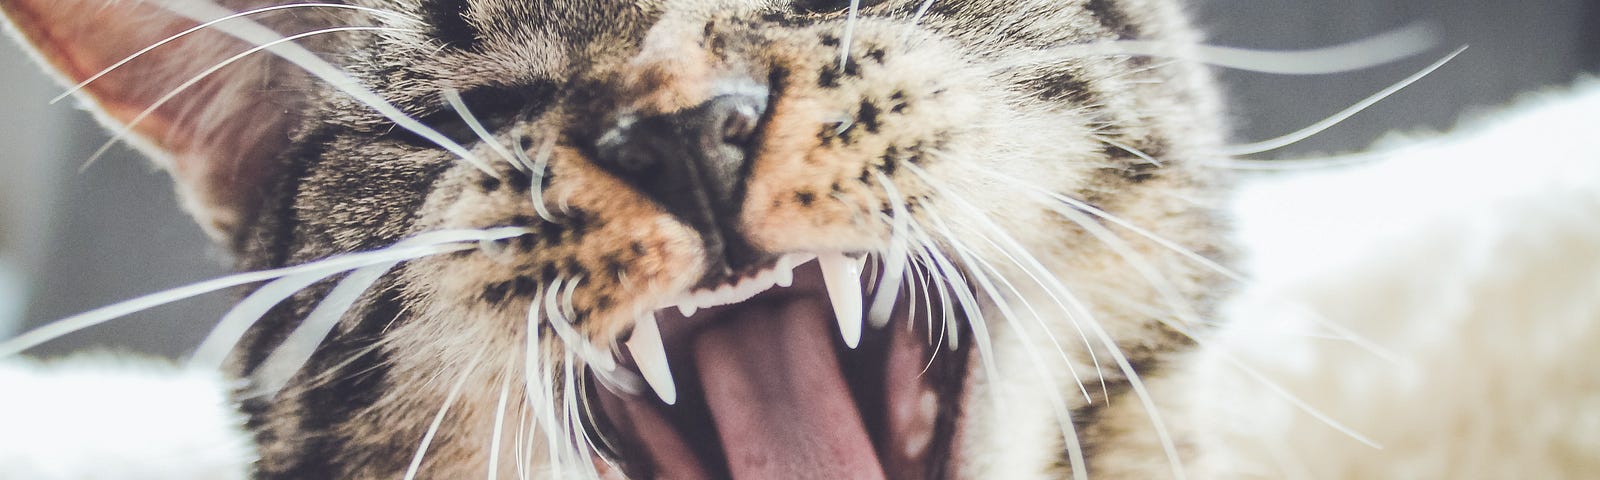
[
  {"x1": 738, "y1": 45, "x2": 994, "y2": 253},
  {"x1": 407, "y1": 147, "x2": 709, "y2": 342}
]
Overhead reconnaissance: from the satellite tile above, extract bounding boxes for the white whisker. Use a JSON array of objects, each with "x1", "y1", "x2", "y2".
[
  {"x1": 155, "y1": 1, "x2": 491, "y2": 172},
  {"x1": 564, "y1": 353, "x2": 604, "y2": 479},
  {"x1": 999, "y1": 23, "x2": 1437, "y2": 75},
  {"x1": 869, "y1": 171, "x2": 912, "y2": 328},
  {"x1": 52, "y1": 3, "x2": 410, "y2": 104},
  {"x1": 249, "y1": 261, "x2": 394, "y2": 397},
  {"x1": 983, "y1": 167, "x2": 1389, "y2": 452},
  {"x1": 915, "y1": 236, "x2": 965, "y2": 351},
  {"x1": 514, "y1": 132, "x2": 561, "y2": 223},
  {"x1": 1204, "y1": 148, "x2": 1398, "y2": 171},
  {"x1": 925, "y1": 217, "x2": 1090, "y2": 480},
  {"x1": 909, "y1": 164, "x2": 1202, "y2": 477},
  {"x1": 1, "y1": 227, "x2": 524, "y2": 359},
  {"x1": 83, "y1": 25, "x2": 410, "y2": 170},
  {"x1": 907, "y1": 165, "x2": 1105, "y2": 396},
  {"x1": 186, "y1": 227, "x2": 529, "y2": 369},
  {"x1": 1095, "y1": 134, "x2": 1162, "y2": 167},
  {"x1": 838, "y1": 0, "x2": 863, "y2": 69},
  {"x1": 487, "y1": 357, "x2": 516, "y2": 480},
  {"x1": 1224, "y1": 47, "x2": 1465, "y2": 156},
  {"x1": 971, "y1": 165, "x2": 1241, "y2": 282},
  {"x1": 522, "y1": 287, "x2": 562, "y2": 477},
  {"x1": 443, "y1": 88, "x2": 521, "y2": 175},
  {"x1": 404, "y1": 351, "x2": 484, "y2": 480}
]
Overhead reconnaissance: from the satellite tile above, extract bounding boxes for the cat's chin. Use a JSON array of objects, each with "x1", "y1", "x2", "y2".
[{"x1": 589, "y1": 258, "x2": 971, "y2": 479}]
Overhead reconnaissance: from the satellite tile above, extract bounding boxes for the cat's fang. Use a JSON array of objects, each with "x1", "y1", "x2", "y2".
[
  {"x1": 627, "y1": 311, "x2": 677, "y2": 405},
  {"x1": 819, "y1": 253, "x2": 865, "y2": 349}
]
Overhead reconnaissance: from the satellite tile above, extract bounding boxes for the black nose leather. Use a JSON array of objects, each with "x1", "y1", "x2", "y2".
[{"x1": 593, "y1": 91, "x2": 770, "y2": 277}]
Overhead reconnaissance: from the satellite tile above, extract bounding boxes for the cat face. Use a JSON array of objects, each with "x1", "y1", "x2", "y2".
[{"x1": 2, "y1": 0, "x2": 1230, "y2": 477}]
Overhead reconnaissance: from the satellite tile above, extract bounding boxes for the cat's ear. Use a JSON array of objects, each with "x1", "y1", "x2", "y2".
[{"x1": 0, "y1": 0, "x2": 313, "y2": 242}]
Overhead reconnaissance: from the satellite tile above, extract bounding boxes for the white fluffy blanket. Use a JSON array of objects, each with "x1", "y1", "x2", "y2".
[
  {"x1": 1196, "y1": 78, "x2": 1600, "y2": 478},
  {"x1": 2, "y1": 80, "x2": 1596, "y2": 479}
]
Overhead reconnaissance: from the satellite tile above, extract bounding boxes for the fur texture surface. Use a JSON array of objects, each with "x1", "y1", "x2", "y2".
[{"x1": 0, "y1": 0, "x2": 1596, "y2": 479}]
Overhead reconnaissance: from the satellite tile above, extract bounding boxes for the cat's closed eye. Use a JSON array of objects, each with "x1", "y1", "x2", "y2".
[
  {"x1": 385, "y1": 83, "x2": 557, "y2": 147},
  {"x1": 791, "y1": 0, "x2": 888, "y2": 15}
]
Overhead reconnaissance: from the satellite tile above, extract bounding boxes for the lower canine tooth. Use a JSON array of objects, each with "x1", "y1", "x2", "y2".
[
  {"x1": 819, "y1": 253, "x2": 865, "y2": 349},
  {"x1": 626, "y1": 312, "x2": 677, "y2": 405}
]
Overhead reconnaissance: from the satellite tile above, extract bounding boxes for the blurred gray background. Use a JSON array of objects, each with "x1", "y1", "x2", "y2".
[{"x1": 1, "y1": 1, "x2": 1597, "y2": 358}]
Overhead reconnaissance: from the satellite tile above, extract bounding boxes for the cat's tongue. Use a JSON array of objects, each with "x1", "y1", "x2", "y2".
[{"x1": 693, "y1": 297, "x2": 885, "y2": 479}]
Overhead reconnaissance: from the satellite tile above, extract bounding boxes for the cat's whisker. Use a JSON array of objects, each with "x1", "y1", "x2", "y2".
[
  {"x1": 522, "y1": 288, "x2": 565, "y2": 477},
  {"x1": 904, "y1": 253, "x2": 929, "y2": 338},
  {"x1": 487, "y1": 357, "x2": 516, "y2": 480},
  {"x1": 442, "y1": 88, "x2": 523, "y2": 175},
  {"x1": 247, "y1": 258, "x2": 400, "y2": 397},
  {"x1": 932, "y1": 164, "x2": 1386, "y2": 466},
  {"x1": 513, "y1": 398, "x2": 530, "y2": 480},
  {"x1": 84, "y1": 25, "x2": 416, "y2": 171},
  {"x1": 513, "y1": 131, "x2": 562, "y2": 223},
  {"x1": 914, "y1": 217, "x2": 990, "y2": 373},
  {"x1": 187, "y1": 227, "x2": 531, "y2": 370},
  {"x1": 898, "y1": 0, "x2": 937, "y2": 45},
  {"x1": 906, "y1": 165, "x2": 1105, "y2": 394},
  {"x1": 404, "y1": 351, "x2": 484, "y2": 480},
  {"x1": 908, "y1": 163, "x2": 1207, "y2": 477},
  {"x1": 563, "y1": 352, "x2": 603, "y2": 479},
  {"x1": 1224, "y1": 47, "x2": 1465, "y2": 156},
  {"x1": 1094, "y1": 134, "x2": 1163, "y2": 167},
  {"x1": 998, "y1": 23, "x2": 1437, "y2": 75},
  {"x1": 910, "y1": 254, "x2": 950, "y2": 378},
  {"x1": 869, "y1": 171, "x2": 914, "y2": 329},
  {"x1": 920, "y1": 214, "x2": 1091, "y2": 480},
  {"x1": 900, "y1": 249, "x2": 927, "y2": 337},
  {"x1": 255, "y1": 342, "x2": 383, "y2": 398},
  {"x1": 0, "y1": 227, "x2": 525, "y2": 359},
  {"x1": 914, "y1": 198, "x2": 1094, "y2": 403},
  {"x1": 1061, "y1": 253, "x2": 1386, "y2": 449},
  {"x1": 1203, "y1": 148, "x2": 1401, "y2": 171},
  {"x1": 971, "y1": 165, "x2": 1241, "y2": 282},
  {"x1": 915, "y1": 232, "x2": 966, "y2": 351},
  {"x1": 838, "y1": 0, "x2": 863, "y2": 69},
  {"x1": 51, "y1": 3, "x2": 410, "y2": 104},
  {"x1": 914, "y1": 244, "x2": 960, "y2": 352},
  {"x1": 154, "y1": 1, "x2": 492, "y2": 174},
  {"x1": 577, "y1": 372, "x2": 624, "y2": 474}
]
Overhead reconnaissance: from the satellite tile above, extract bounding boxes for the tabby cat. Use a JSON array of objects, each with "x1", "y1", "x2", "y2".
[{"x1": 0, "y1": 0, "x2": 1231, "y2": 478}]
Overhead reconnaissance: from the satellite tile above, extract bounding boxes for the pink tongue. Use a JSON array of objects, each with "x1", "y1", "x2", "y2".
[{"x1": 695, "y1": 298, "x2": 886, "y2": 480}]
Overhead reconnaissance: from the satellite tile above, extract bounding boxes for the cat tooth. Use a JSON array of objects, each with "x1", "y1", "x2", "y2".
[
  {"x1": 678, "y1": 303, "x2": 698, "y2": 317},
  {"x1": 775, "y1": 266, "x2": 794, "y2": 288},
  {"x1": 627, "y1": 312, "x2": 677, "y2": 405},
  {"x1": 819, "y1": 253, "x2": 865, "y2": 349}
]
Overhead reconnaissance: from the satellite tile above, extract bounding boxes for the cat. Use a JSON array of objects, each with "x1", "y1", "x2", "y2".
[
  {"x1": 6, "y1": 0, "x2": 1600, "y2": 479},
  {"x1": 18, "y1": 0, "x2": 1558, "y2": 479}
]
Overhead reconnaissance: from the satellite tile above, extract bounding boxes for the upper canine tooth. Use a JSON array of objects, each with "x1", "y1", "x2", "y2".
[
  {"x1": 627, "y1": 312, "x2": 677, "y2": 405},
  {"x1": 819, "y1": 253, "x2": 865, "y2": 349}
]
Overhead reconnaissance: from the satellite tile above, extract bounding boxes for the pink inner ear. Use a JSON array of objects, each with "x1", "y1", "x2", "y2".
[{"x1": 2, "y1": 0, "x2": 303, "y2": 241}]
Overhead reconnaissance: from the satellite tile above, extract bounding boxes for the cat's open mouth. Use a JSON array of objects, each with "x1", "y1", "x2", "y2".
[{"x1": 591, "y1": 257, "x2": 971, "y2": 479}]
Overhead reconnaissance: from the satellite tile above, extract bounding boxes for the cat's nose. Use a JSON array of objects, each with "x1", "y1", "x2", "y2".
[{"x1": 592, "y1": 89, "x2": 770, "y2": 271}]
